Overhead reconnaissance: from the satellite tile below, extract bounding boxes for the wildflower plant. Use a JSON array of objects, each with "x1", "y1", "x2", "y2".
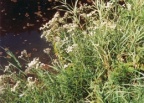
[
  {"x1": 1, "y1": 0, "x2": 144, "y2": 102},
  {"x1": 39, "y1": 0, "x2": 144, "y2": 102}
]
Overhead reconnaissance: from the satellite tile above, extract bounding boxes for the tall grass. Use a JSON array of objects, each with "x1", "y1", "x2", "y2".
[{"x1": 0, "y1": 0, "x2": 144, "y2": 102}]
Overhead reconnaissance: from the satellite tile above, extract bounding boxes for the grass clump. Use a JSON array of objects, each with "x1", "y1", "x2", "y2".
[{"x1": 1, "y1": 0, "x2": 144, "y2": 102}]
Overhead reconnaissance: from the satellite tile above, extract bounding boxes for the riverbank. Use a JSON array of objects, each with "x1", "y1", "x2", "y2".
[{"x1": 0, "y1": 0, "x2": 144, "y2": 102}]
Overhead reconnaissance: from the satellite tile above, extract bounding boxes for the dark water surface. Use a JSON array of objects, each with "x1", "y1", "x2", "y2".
[
  {"x1": 0, "y1": 31, "x2": 52, "y2": 64},
  {"x1": 0, "y1": 0, "x2": 58, "y2": 33},
  {"x1": 0, "y1": 0, "x2": 59, "y2": 73}
]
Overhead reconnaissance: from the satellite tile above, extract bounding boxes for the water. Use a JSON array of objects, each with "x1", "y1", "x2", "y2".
[
  {"x1": 0, "y1": 31, "x2": 52, "y2": 64},
  {"x1": 0, "y1": 0, "x2": 58, "y2": 73}
]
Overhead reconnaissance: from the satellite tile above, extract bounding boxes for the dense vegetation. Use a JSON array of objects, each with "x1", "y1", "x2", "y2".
[{"x1": 0, "y1": 0, "x2": 144, "y2": 102}]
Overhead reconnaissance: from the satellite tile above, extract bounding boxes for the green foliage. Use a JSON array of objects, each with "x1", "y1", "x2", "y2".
[
  {"x1": 1, "y1": 0, "x2": 144, "y2": 102},
  {"x1": 1, "y1": 47, "x2": 22, "y2": 70}
]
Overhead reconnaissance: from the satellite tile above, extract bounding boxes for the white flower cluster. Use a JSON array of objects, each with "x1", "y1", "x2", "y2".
[
  {"x1": 25, "y1": 58, "x2": 45, "y2": 73},
  {"x1": 43, "y1": 48, "x2": 51, "y2": 54},
  {"x1": 4, "y1": 64, "x2": 12, "y2": 73},
  {"x1": 102, "y1": 20, "x2": 116, "y2": 29},
  {"x1": 39, "y1": 1, "x2": 133, "y2": 59},
  {"x1": 18, "y1": 49, "x2": 28, "y2": 58},
  {"x1": 26, "y1": 77, "x2": 37, "y2": 89},
  {"x1": 105, "y1": 2, "x2": 113, "y2": 9},
  {"x1": 63, "y1": 63, "x2": 71, "y2": 69},
  {"x1": 63, "y1": 23, "x2": 79, "y2": 33},
  {"x1": 86, "y1": 10, "x2": 98, "y2": 17},
  {"x1": 40, "y1": 12, "x2": 62, "y2": 41},
  {"x1": 40, "y1": 12, "x2": 60, "y2": 31},
  {"x1": 65, "y1": 44, "x2": 78, "y2": 53},
  {"x1": 39, "y1": 4, "x2": 99, "y2": 42},
  {"x1": 126, "y1": 3, "x2": 131, "y2": 11},
  {"x1": 105, "y1": 1, "x2": 131, "y2": 11},
  {"x1": 27, "y1": 58, "x2": 39, "y2": 68}
]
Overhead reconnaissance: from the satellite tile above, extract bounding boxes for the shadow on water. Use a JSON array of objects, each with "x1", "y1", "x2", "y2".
[{"x1": 0, "y1": 0, "x2": 60, "y2": 73}]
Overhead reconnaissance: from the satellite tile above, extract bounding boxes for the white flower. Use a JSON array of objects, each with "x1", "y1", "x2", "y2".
[
  {"x1": 19, "y1": 92, "x2": 25, "y2": 97},
  {"x1": 43, "y1": 48, "x2": 51, "y2": 54},
  {"x1": 27, "y1": 58, "x2": 39, "y2": 68},
  {"x1": 4, "y1": 64, "x2": 11, "y2": 72},
  {"x1": 65, "y1": 46, "x2": 73, "y2": 53},
  {"x1": 35, "y1": 62, "x2": 41, "y2": 69},
  {"x1": 54, "y1": 36, "x2": 61, "y2": 42},
  {"x1": 53, "y1": 12, "x2": 60, "y2": 18},
  {"x1": 63, "y1": 23, "x2": 78, "y2": 33},
  {"x1": 27, "y1": 77, "x2": 37, "y2": 88},
  {"x1": 39, "y1": 27, "x2": 43, "y2": 30},
  {"x1": 25, "y1": 58, "x2": 40, "y2": 73},
  {"x1": 92, "y1": 43, "x2": 99, "y2": 47},
  {"x1": 72, "y1": 44, "x2": 78, "y2": 48},
  {"x1": 11, "y1": 81, "x2": 21, "y2": 92},
  {"x1": 102, "y1": 20, "x2": 116, "y2": 29},
  {"x1": 18, "y1": 49, "x2": 28, "y2": 58},
  {"x1": 63, "y1": 12, "x2": 69, "y2": 19},
  {"x1": 126, "y1": 3, "x2": 131, "y2": 11},
  {"x1": 89, "y1": 31, "x2": 94, "y2": 36},
  {"x1": 105, "y1": 2, "x2": 113, "y2": 9},
  {"x1": 107, "y1": 22, "x2": 116, "y2": 29},
  {"x1": 63, "y1": 63, "x2": 69, "y2": 69},
  {"x1": 64, "y1": 64, "x2": 68, "y2": 68},
  {"x1": 63, "y1": 24, "x2": 69, "y2": 29},
  {"x1": 82, "y1": 31, "x2": 87, "y2": 35},
  {"x1": 65, "y1": 44, "x2": 78, "y2": 53},
  {"x1": 87, "y1": 10, "x2": 97, "y2": 17},
  {"x1": 80, "y1": 13, "x2": 87, "y2": 18},
  {"x1": 108, "y1": 23, "x2": 116, "y2": 29},
  {"x1": 39, "y1": 63, "x2": 45, "y2": 68}
]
